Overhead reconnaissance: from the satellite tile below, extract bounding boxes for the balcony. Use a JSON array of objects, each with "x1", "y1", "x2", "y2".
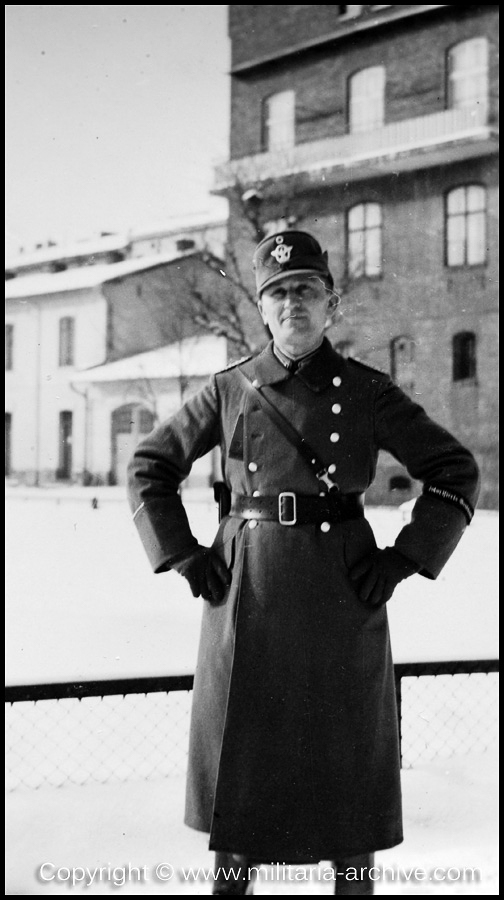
[{"x1": 213, "y1": 106, "x2": 498, "y2": 192}]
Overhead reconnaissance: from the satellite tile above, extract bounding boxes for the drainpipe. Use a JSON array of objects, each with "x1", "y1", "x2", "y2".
[{"x1": 34, "y1": 300, "x2": 42, "y2": 486}]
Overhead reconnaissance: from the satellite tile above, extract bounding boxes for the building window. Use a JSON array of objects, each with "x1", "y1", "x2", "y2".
[
  {"x1": 453, "y1": 332, "x2": 477, "y2": 382},
  {"x1": 391, "y1": 335, "x2": 415, "y2": 393},
  {"x1": 446, "y1": 185, "x2": 486, "y2": 267},
  {"x1": 349, "y1": 66, "x2": 385, "y2": 133},
  {"x1": 5, "y1": 324, "x2": 14, "y2": 371},
  {"x1": 59, "y1": 316, "x2": 75, "y2": 366},
  {"x1": 262, "y1": 90, "x2": 295, "y2": 152},
  {"x1": 111, "y1": 404, "x2": 155, "y2": 486},
  {"x1": 389, "y1": 475, "x2": 412, "y2": 492},
  {"x1": 5, "y1": 413, "x2": 12, "y2": 476},
  {"x1": 57, "y1": 411, "x2": 73, "y2": 480},
  {"x1": 448, "y1": 38, "x2": 488, "y2": 118},
  {"x1": 334, "y1": 340, "x2": 354, "y2": 358},
  {"x1": 176, "y1": 238, "x2": 196, "y2": 252},
  {"x1": 347, "y1": 203, "x2": 383, "y2": 279},
  {"x1": 338, "y1": 5, "x2": 362, "y2": 18}
]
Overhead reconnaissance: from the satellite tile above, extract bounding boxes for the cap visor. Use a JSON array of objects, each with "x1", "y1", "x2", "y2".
[{"x1": 258, "y1": 268, "x2": 331, "y2": 295}]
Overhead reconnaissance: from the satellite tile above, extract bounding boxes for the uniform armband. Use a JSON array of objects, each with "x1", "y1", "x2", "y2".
[{"x1": 423, "y1": 484, "x2": 474, "y2": 525}]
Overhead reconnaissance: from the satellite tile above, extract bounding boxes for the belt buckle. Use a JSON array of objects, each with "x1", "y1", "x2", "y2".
[{"x1": 278, "y1": 491, "x2": 297, "y2": 526}]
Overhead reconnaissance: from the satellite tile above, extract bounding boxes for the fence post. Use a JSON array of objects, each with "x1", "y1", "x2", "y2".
[{"x1": 395, "y1": 670, "x2": 403, "y2": 769}]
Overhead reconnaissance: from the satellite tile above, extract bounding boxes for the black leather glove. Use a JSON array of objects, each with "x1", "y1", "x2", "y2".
[
  {"x1": 171, "y1": 545, "x2": 231, "y2": 604},
  {"x1": 349, "y1": 547, "x2": 420, "y2": 607}
]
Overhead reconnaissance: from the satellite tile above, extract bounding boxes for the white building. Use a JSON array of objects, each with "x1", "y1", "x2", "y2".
[
  {"x1": 5, "y1": 255, "x2": 229, "y2": 486},
  {"x1": 5, "y1": 212, "x2": 227, "y2": 279},
  {"x1": 70, "y1": 337, "x2": 227, "y2": 487}
]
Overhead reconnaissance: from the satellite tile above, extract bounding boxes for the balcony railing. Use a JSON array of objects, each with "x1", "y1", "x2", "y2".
[{"x1": 214, "y1": 106, "x2": 497, "y2": 190}]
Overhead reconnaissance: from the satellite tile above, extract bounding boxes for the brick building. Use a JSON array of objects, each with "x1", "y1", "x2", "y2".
[{"x1": 214, "y1": 4, "x2": 499, "y2": 508}]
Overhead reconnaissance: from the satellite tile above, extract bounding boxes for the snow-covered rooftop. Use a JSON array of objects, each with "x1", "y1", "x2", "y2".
[
  {"x1": 5, "y1": 233, "x2": 131, "y2": 271},
  {"x1": 6, "y1": 210, "x2": 228, "y2": 272},
  {"x1": 4, "y1": 252, "x2": 189, "y2": 300},
  {"x1": 71, "y1": 335, "x2": 228, "y2": 384}
]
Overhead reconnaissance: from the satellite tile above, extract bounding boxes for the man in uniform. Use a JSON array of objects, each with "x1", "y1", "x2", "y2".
[{"x1": 127, "y1": 231, "x2": 480, "y2": 895}]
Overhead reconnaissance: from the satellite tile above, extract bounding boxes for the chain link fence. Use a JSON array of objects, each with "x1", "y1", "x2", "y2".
[
  {"x1": 5, "y1": 663, "x2": 498, "y2": 792},
  {"x1": 395, "y1": 663, "x2": 499, "y2": 768}
]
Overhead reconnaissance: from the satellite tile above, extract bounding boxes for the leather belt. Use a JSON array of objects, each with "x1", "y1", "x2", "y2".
[{"x1": 229, "y1": 492, "x2": 365, "y2": 526}]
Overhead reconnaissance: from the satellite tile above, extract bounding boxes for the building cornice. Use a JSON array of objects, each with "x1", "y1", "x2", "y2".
[{"x1": 231, "y1": 6, "x2": 457, "y2": 75}]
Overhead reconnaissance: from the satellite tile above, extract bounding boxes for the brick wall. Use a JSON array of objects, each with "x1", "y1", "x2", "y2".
[
  {"x1": 224, "y1": 5, "x2": 499, "y2": 507},
  {"x1": 229, "y1": 6, "x2": 498, "y2": 158}
]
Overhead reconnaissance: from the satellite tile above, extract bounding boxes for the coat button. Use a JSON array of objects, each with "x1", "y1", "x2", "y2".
[
  {"x1": 248, "y1": 462, "x2": 258, "y2": 472},
  {"x1": 252, "y1": 490, "x2": 261, "y2": 497},
  {"x1": 248, "y1": 519, "x2": 258, "y2": 529},
  {"x1": 320, "y1": 522, "x2": 331, "y2": 533},
  {"x1": 333, "y1": 376, "x2": 342, "y2": 387},
  {"x1": 332, "y1": 403, "x2": 342, "y2": 414},
  {"x1": 330, "y1": 433, "x2": 340, "y2": 443},
  {"x1": 328, "y1": 464, "x2": 337, "y2": 474}
]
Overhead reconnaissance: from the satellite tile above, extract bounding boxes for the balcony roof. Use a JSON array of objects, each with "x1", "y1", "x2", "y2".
[{"x1": 71, "y1": 335, "x2": 228, "y2": 384}]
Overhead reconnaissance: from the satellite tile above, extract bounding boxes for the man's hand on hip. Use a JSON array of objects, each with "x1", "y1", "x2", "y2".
[
  {"x1": 349, "y1": 547, "x2": 419, "y2": 607},
  {"x1": 171, "y1": 545, "x2": 231, "y2": 604}
]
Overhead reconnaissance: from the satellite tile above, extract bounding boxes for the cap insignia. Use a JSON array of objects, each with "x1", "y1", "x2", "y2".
[{"x1": 270, "y1": 240, "x2": 293, "y2": 264}]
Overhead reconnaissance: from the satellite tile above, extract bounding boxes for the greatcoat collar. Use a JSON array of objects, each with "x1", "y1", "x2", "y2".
[{"x1": 252, "y1": 338, "x2": 344, "y2": 393}]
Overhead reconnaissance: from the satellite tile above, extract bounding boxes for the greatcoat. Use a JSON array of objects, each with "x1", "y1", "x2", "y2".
[{"x1": 127, "y1": 337, "x2": 480, "y2": 863}]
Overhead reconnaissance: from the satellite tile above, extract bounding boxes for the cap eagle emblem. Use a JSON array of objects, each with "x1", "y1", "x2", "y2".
[{"x1": 270, "y1": 236, "x2": 293, "y2": 265}]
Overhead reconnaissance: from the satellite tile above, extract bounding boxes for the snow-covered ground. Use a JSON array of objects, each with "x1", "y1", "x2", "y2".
[
  {"x1": 5, "y1": 488, "x2": 499, "y2": 684},
  {"x1": 5, "y1": 489, "x2": 500, "y2": 895},
  {"x1": 5, "y1": 748, "x2": 499, "y2": 895}
]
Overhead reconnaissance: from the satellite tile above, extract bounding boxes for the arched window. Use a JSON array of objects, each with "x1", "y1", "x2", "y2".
[
  {"x1": 349, "y1": 66, "x2": 385, "y2": 133},
  {"x1": 347, "y1": 203, "x2": 383, "y2": 279},
  {"x1": 453, "y1": 332, "x2": 477, "y2": 382},
  {"x1": 448, "y1": 38, "x2": 488, "y2": 119},
  {"x1": 111, "y1": 404, "x2": 156, "y2": 487},
  {"x1": 390, "y1": 335, "x2": 415, "y2": 392},
  {"x1": 446, "y1": 185, "x2": 486, "y2": 267},
  {"x1": 262, "y1": 90, "x2": 295, "y2": 152}
]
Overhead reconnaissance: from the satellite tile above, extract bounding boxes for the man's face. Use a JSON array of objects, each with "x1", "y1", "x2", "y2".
[{"x1": 257, "y1": 274, "x2": 332, "y2": 357}]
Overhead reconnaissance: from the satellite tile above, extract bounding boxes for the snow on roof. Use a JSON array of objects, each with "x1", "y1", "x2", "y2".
[
  {"x1": 5, "y1": 233, "x2": 130, "y2": 271},
  {"x1": 4, "y1": 251, "x2": 189, "y2": 300},
  {"x1": 71, "y1": 335, "x2": 228, "y2": 384}
]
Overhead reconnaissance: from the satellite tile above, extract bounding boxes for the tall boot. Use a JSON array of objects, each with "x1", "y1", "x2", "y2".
[
  {"x1": 331, "y1": 853, "x2": 375, "y2": 895},
  {"x1": 212, "y1": 852, "x2": 255, "y2": 896}
]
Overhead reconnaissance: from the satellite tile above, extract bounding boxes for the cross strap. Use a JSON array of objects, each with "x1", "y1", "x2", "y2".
[{"x1": 236, "y1": 368, "x2": 340, "y2": 493}]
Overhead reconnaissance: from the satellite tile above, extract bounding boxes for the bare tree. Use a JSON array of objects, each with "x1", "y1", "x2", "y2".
[{"x1": 174, "y1": 176, "x2": 313, "y2": 357}]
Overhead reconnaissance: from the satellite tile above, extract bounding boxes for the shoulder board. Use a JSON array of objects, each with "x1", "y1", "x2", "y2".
[
  {"x1": 216, "y1": 354, "x2": 253, "y2": 374},
  {"x1": 347, "y1": 356, "x2": 391, "y2": 379}
]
